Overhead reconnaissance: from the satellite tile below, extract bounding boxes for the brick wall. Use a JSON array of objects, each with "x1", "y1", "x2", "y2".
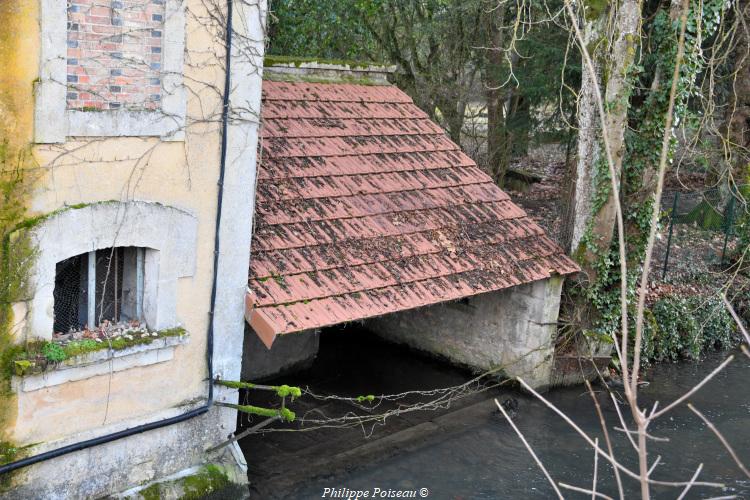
[{"x1": 66, "y1": 0, "x2": 165, "y2": 111}]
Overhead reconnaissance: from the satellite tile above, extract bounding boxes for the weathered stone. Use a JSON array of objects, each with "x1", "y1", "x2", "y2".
[
  {"x1": 1, "y1": 406, "x2": 245, "y2": 500},
  {"x1": 366, "y1": 277, "x2": 564, "y2": 389},
  {"x1": 242, "y1": 325, "x2": 319, "y2": 381}
]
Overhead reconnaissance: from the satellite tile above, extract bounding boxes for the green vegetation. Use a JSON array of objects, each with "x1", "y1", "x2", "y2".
[
  {"x1": 264, "y1": 54, "x2": 385, "y2": 69},
  {"x1": 730, "y1": 184, "x2": 749, "y2": 265},
  {"x1": 267, "y1": 1, "x2": 377, "y2": 61},
  {"x1": 684, "y1": 201, "x2": 725, "y2": 230},
  {"x1": 0, "y1": 441, "x2": 17, "y2": 488},
  {"x1": 214, "y1": 379, "x2": 256, "y2": 390},
  {"x1": 269, "y1": 0, "x2": 580, "y2": 170},
  {"x1": 570, "y1": 0, "x2": 730, "y2": 356},
  {"x1": 263, "y1": 71, "x2": 387, "y2": 86},
  {"x1": 136, "y1": 464, "x2": 231, "y2": 500},
  {"x1": 58, "y1": 339, "x2": 99, "y2": 358},
  {"x1": 40, "y1": 342, "x2": 66, "y2": 363},
  {"x1": 0, "y1": 128, "x2": 38, "y2": 468},
  {"x1": 138, "y1": 482, "x2": 161, "y2": 500},
  {"x1": 11, "y1": 200, "x2": 116, "y2": 233},
  {"x1": 0, "y1": 441, "x2": 17, "y2": 466},
  {"x1": 274, "y1": 384, "x2": 302, "y2": 399},
  {"x1": 641, "y1": 295, "x2": 738, "y2": 364},
  {"x1": 7, "y1": 327, "x2": 187, "y2": 377},
  {"x1": 215, "y1": 379, "x2": 302, "y2": 399},
  {"x1": 220, "y1": 402, "x2": 296, "y2": 422},
  {"x1": 181, "y1": 464, "x2": 231, "y2": 500}
]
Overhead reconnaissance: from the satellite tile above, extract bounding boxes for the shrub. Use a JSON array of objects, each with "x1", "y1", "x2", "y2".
[{"x1": 641, "y1": 295, "x2": 737, "y2": 364}]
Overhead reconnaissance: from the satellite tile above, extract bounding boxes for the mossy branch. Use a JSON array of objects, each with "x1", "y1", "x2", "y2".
[
  {"x1": 216, "y1": 402, "x2": 296, "y2": 422},
  {"x1": 214, "y1": 379, "x2": 302, "y2": 399}
]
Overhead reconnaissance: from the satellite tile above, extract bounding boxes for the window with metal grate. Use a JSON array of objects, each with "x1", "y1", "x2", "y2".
[{"x1": 53, "y1": 247, "x2": 145, "y2": 334}]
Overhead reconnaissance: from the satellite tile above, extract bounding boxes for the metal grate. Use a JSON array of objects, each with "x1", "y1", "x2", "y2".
[
  {"x1": 53, "y1": 254, "x2": 87, "y2": 333},
  {"x1": 95, "y1": 248, "x2": 124, "y2": 327},
  {"x1": 53, "y1": 248, "x2": 127, "y2": 333}
]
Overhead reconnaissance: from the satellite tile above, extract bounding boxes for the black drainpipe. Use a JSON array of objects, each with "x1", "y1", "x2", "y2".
[{"x1": 0, "y1": 0, "x2": 235, "y2": 476}]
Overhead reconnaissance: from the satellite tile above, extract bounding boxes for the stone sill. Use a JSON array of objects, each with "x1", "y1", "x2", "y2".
[{"x1": 12, "y1": 334, "x2": 189, "y2": 393}]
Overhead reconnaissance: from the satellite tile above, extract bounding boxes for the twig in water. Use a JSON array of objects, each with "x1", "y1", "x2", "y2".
[
  {"x1": 647, "y1": 456, "x2": 662, "y2": 477},
  {"x1": 613, "y1": 427, "x2": 670, "y2": 442}
]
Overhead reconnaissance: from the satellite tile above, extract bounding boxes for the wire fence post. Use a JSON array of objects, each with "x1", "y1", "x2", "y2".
[
  {"x1": 662, "y1": 192, "x2": 679, "y2": 280},
  {"x1": 720, "y1": 189, "x2": 736, "y2": 265}
]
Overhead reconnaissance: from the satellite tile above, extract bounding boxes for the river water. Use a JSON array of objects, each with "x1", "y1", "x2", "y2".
[{"x1": 281, "y1": 346, "x2": 750, "y2": 499}]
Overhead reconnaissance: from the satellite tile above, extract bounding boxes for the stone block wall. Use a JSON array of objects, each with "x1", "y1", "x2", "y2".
[
  {"x1": 67, "y1": 0, "x2": 164, "y2": 110},
  {"x1": 242, "y1": 325, "x2": 320, "y2": 381},
  {"x1": 366, "y1": 277, "x2": 564, "y2": 389}
]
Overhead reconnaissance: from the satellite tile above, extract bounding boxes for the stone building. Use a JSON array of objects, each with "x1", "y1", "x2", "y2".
[
  {"x1": 0, "y1": 0, "x2": 267, "y2": 497},
  {"x1": 243, "y1": 61, "x2": 578, "y2": 390},
  {"x1": 1, "y1": 3, "x2": 578, "y2": 496}
]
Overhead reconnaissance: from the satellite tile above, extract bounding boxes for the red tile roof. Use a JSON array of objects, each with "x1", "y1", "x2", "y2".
[{"x1": 247, "y1": 80, "x2": 579, "y2": 347}]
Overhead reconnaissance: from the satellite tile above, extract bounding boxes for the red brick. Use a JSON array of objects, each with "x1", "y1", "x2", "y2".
[{"x1": 66, "y1": 0, "x2": 164, "y2": 111}]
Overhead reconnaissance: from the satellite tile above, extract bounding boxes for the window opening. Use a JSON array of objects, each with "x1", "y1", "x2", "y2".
[{"x1": 53, "y1": 247, "x2": 145, "y2": 334}]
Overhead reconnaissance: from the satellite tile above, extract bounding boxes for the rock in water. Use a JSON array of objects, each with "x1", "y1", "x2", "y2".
[{"x1": 493, "y1": 397, "x2": 519, "y2": 420}]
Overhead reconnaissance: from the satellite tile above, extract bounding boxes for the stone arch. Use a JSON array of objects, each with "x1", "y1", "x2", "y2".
[{"x1": 22, "y1": 201, "x2": 198, "y2": 340}]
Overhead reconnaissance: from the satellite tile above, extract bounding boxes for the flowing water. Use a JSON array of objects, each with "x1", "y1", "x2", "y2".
[{"x1": 273, "y1": 342, "x2": 750, "y2": 500}]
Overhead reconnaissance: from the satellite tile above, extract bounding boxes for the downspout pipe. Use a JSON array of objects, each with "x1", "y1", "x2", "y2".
[{"x1": 0, "y1": 0, "x2": 235, "y2": 476}]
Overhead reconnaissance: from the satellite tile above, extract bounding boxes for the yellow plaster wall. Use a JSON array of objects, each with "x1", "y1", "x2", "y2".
[
  {"x1": 9, "y1": 0, "x2": 235, "y2": 446},
  {"x1": 0, "y1": 1, "x2": 38, "y2": 145},
  {"x1": 0, "y1": 1, "x2": 40, "y2": 445}
]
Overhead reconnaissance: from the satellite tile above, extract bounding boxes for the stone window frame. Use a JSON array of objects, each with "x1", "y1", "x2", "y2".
[
  {"x1": 21, "y1": 201, "x2": 198, "y2": 341},
  {"x1": 35, "y1": 0, "x2": 186, "y2": 143}
]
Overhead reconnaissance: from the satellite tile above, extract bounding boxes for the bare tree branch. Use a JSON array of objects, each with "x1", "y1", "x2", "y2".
[
  {"x1": 688, "y1": 404, "x2": 750, "y2": 479},
  {"x1": 494, "y1": 398, "x2": 564, "y2": 499}
]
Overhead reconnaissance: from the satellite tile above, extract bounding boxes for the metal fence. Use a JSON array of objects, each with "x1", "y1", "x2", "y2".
[{"x1": 661, "y1": 185, "x2": 746, "y2": 279}]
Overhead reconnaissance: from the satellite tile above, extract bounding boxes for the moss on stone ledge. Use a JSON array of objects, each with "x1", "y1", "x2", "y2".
[
  {"x1": 136, "y1": 464, "x2": 231, "y2": 500},
  {"x1": 264, "y1": 54, "x2": 386, "y2": 69},
  {"x1": 181, "y1": 464, "x2": 230, "y2": 499},
  {"x1": 9, "y1": 327, "x2": 188, "y2": 377},
  {"x1": 263, "y1": 72, "x2": 387, "y2": 86}
]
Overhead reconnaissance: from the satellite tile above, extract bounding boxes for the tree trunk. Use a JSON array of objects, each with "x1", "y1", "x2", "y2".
[
  {"x1": 485, "y1": 3, "x2": 510, "y2": 185},
  {"x1": 565, "y1": 0, "x2": 641, "y2": 286},
  {"x1": 565, "y1": 12, "x2": 604, "y2": 258},
  {"x1": 726, "y1": 0, "x2": 750, "y2": 185}
]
